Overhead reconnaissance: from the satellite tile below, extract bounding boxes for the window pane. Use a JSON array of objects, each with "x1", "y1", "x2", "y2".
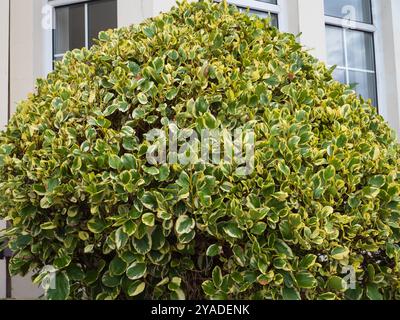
[
  {"x1": 54, "y1": 4, "x2": 85, "y2": 55},
  {"x1": 88, "y1": 0, "x2": 118, "y2": 47},
  {"x1": 326, "y1": 25, "x2": 345, "y2": 67},
  {"x1": 332, "y1": 68, "x2": 347, "y2": 83},
  {"x1": 345, "y1": 29, "x2": 375, "y2": 71},
  {"x1": 324, "y1": 0, "x2": 372, "y2": 24},
  {"x1": 256, "y1": 0, "x2": 278, "y2": 4},
  {"x1": 348, "y1": 70, "x2": 377, "y2": 106}
]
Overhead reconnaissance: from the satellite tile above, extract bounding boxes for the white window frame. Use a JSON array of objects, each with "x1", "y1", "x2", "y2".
[
  {"x1": 50, "y1": 0, "x2": 93, "y2": 62},
  {"x1": 48, "y1": 0, "x2": 117, "y2": 63},
  {"x1": 214, "y1": 0, "x2": 289, "y2": 31},
  {"x1": 324, "y1": 0, "x2": 380, "y2": 109}
]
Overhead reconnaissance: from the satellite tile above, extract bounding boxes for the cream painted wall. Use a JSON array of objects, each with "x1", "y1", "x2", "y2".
[
  {"x1": 118, "y1": 0, "x2": 193, "y2": 28},
  {"x1": 9, "y1": 0, "x2": 51, "y2": 115},
  {"x1": 0, "y1": 0, "x2": 9, "y2": 129},
  {"x1": 9, "y1": 0, "x2": 35, "y2": 115},
  {"x1": 0, "y1": 0, "x2": 9, "y2": 301},
  {"x1": 388, "y1": 0, "x2": 400, "y2": 137},
  {"x1": 118, "y1": 0, "x2": 154, "y2": 27},
  {"x1": 296, "y1": 0, "x2": 327, "y2": 61},
  {"x1": 8, "y1": 0, "x2": 46, "y2": 300}
]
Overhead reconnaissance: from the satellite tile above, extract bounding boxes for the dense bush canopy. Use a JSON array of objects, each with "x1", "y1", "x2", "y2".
[{"x1": 1, "y1": 0, "x2": 400, "y2": 300}]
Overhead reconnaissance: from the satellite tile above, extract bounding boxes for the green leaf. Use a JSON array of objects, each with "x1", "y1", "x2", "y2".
[
  {"x1": 19, "y1": 205, "x2": 37, "y2": 218},
  {"x1": 109, "y1": 154, "x2": 122, "y2": 170},
  {"x1": 121, "y1": 154, "x2": 136, "y2": 170},
  {"x1": 250, "y1": 222, "x2": 267, "y2": 235},
  {"x1": 40, "y1": 222, "x2": 57, "y2": 230},
  {"x1": 102, "y1": 271, "x2": 121, "y2": 288},
  {"x1": 33, "y1": 184, "x2": 46, "y2": 195},
  {"x1": 103, "y1": 104, "x2": 118, "y2": 117},
  {"x1": 331, "y1": 246, "x2": 349, "y2": 260},
  {"x1": 203, "y1": 112, "x2": 218, "y2": 129},
  {"x1": 158, "y1": 164, "x2": 170, "y2": 181},
  {"x1": 46, "y1": 272, "x2": 70, "y2": 300},
  {"x1": 132, "y1": 233, "x2": 152, "y2": 255},
  {"x1": 177, "y1": 230, "x2": 195, "y2": 244},
  {"x1": 168, "y1": 277, "x2": 182, "y2": 291},
  {"x1": 98, "y1": 31, "x2": 110, "y2": 41},
  {"x1": 152, "y1": 57, "x2": 165, "y2": 74},
  {"x1": 195, "y1": 96, "x2": 209, "y2": 114},
  {"x1": 137, "y1": 92, "x2": 148, "y2": 105},
  {"x1": 168, "y1": 50, "x2": 179, "y2": 60},
  {"x1": 87, "y1": 217, "x2": 107, "y2": 234},
  {"x1": 223, "y1": 223, "x2": 243, "y2": 239},
  {"x1": 368, "y1": 175, "x2": 385, "y2": 188},
  {"x1": 126, "y1": 262, "x2": 147, "y2": 280},
  {"x1": 103, "y1": 92, "x2": 114, "y2": 104},
  {"x1": 324, "y1": 165, "x2": 336, "y2": 181},
  {"x1": 166, "y1": 87, "x2": 179, "y2": 101},
  {"x1": 142, "y1": 212, "x2": 155, "y2": 227},
  {"x1": 348, "y1": 195, "x2": 360, "y2": 209},
  {"x1": 54, "y1": 250, "x2": 72, "y2": 269},
  {"x1": 299, "y1": 254, "x2": 317, "y2": 270},
  {"x1": 128, "y1": 61, "x2": 140, "y2": 75},
  {"x1": 109, "y1": 257, "x2": 127, "y2": 276},
  {"x1": 151, "y1": 226, "x2": 165, "y2": 250},
  {"x1": 212, "y1": 266, "x2": 223, "y2": 287},
  {"x1": 274, "y1": 239, "x2": 293, "y2": 258},
  {"x1": 278, "y1": 162, "x2": 290, "y2": 176},
  {"x1": 327, "y1": 276, "x2": 347, "y2": 292},
  {"x1": 118, "y1": 101, "x2": 130, "y2": 112},
  {"x1": 123, "y1": 220, "x2": 137, "y2": 237},
  {"x1": 206, "y1": 244, "x2": 221, "y2": 257},
  {"x1": 143, "y1": 26, "x2": 155, "y2": 38},
  {"x1": 175, "y1": 215, "x2": 195, "y2": 235},
  {"x1": 128, "y1": 281, "x2": 146, "y2": 297},
  {"x1": 170, "y1": 288, "x2": 185, "y2": 300},
  {"x1": 202, "y1": 280, "x2": 217, "y2": 296},
  {"x1": 317, "y1": 292, "x2": 337, "y2": 300},
  {"x1": 123, "y1": 137, "x2": 136, "y2": 151},
  {"x1": 295, "y1": 272, "x2": 317, "y2": 289},
  {"x1": 143, "y1": 166, "x2": 159, "y2": 176},
  {"x1": 366, "y1": 283, "x2": 383, "y2": 300},
  {"x1": 282, "y1": 287, "x2": 301, "y2": 300},
  {"x1": 141, "y1": 192, "x2": 157, "y2": 210}
]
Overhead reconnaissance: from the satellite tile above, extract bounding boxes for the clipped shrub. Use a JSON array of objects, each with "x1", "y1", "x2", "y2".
[{"x1": 0, "y1": 0, "x2": 400, "y2": 300}]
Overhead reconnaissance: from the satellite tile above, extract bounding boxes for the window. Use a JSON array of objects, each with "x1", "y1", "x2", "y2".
[
  {"x1": 216, "y1": 0, "x2": 280, "y2": 28},
  {"x1": 324, "y1": 0, "x2": 377, "y2": 106},
  {"x1": 53, "y1": 0, "x2": 117, "y2": 62}
]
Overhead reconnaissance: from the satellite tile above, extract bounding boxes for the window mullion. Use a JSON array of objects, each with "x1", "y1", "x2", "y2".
[
  {"x1": 84, "y1": 2, "x2": 89, "y2": 48},
  {"x1": 342, "y1": 28, "x2": 350, "y2": 84}
]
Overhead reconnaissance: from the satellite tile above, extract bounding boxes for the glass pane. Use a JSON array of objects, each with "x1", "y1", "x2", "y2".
[
  {"x1": 332, "y1": 68, "x2": 347, "y2": 83},
  {"x1": 238, "y1": 8, "x2": 278, "y2": 27},
  {"x1": 256, "y1": 0, "x2": 278, "y2": 4},
  {"x1": 88, "y1": 0, "x2": 118, "y2": 47},
  {"x1": 348, "y1": 70, "x2": 377, "y2": 106},
  {"x1": 326, "y1": 25, "x2": 345, "y2": 67},
  {"x1": 54, "y1": 4, "x2": 85, "y2": 55},
  {"x1": 324, "y1": 0, "x2": 372, "y2": 24},
  {"x1": 345, "y1": 29, "x2": 375, "y2": 71}
]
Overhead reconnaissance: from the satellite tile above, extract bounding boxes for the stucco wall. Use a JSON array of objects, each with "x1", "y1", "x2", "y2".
[
  {"x1": 0, "y1": 0, "x2": 9, "y2": 300},
  {"x1": 8, "y1": 0, "x2": 47, "y2": 300},
  {"x1": 297, "y1": 0, "x2": 327, "y2": 61}
]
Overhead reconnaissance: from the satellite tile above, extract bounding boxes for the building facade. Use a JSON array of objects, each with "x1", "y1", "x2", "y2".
[{"x1": 0, "y1": 0, "x2": 400, "y2": 299}]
